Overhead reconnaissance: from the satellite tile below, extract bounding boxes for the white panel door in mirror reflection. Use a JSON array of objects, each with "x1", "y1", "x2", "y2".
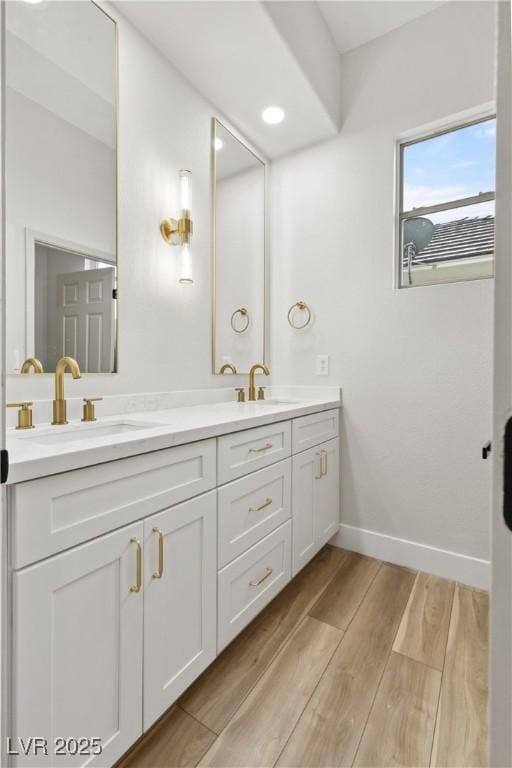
[{"x1": 56, "y1": 265, "x2": 115, "y2": 374}]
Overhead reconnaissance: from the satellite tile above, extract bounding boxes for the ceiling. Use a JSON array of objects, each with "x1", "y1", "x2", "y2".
[
  {"x1": 115, "y1": 1, "x2": 444, "y2": 159},
  {"x1": 114, "y1": 1, "x2": 340, "y2": 159},
  {"x1": 317, "y1": 1, "x2": 445, "y2": 54}
]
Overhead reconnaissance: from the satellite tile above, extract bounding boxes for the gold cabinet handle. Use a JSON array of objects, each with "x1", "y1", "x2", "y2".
[
  {"x1": 249, "y1": 567, "x2": 273, "y2": 587},
  {"x1": 152, "y1": 527, "x2": 164, "y2": 579},
  {"x1": 249, "y1": 498, "x2": 272, "y2": 513},
  {"x1": 249, "y1": 442, "x2": 273, "y2": 454},
  {"x1": 315, "y1": 452, "x2": 323, "y2": 479},
  {"x1": 130, "y1": 537, "x2": 142, "y2": 593},
  {"x1": 321, "y1": 449, "x2": 328, "y2": 477}
]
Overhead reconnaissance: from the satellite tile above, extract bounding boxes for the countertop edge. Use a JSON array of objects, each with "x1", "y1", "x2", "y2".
[{"x1": 6, "y1": 399, "x2": 341, "y2": 485}]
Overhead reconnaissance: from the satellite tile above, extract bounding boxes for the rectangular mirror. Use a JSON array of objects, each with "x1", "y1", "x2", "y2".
[
  {"x1": 212, "y1": 119, "x2": 267, "y2": 374},
  {"x1": 5, "y1": 0, "x2": 118, "y2": 374}
]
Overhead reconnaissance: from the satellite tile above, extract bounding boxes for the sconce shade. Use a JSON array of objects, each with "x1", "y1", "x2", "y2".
[
  {"x1": 179, "y1": 243, "x2": 193, "y2": 284},
  {"x1": 179, "y1": 169, "x2": 192, "y2": 210}
]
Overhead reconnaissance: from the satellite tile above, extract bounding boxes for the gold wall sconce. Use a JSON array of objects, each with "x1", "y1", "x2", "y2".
[{"x1": 160, "y1": 169, "x2": 194, "y2": 284}]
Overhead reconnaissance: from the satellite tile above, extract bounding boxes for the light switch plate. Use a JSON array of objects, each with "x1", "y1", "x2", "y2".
[{"x1": 316, "y1": 354, "x2": 329, "y2": 376}]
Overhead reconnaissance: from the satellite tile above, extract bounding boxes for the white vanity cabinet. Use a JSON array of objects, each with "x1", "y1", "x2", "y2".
[
  {"x1": 12, "y1": 522, "x2": 144, "y2": 767},
  {"x1": 9, "y1": 439, "x2": 218, "y2": 768},
  {"x1": 6, "y1": 405, "x2": 341, "y2": 768},
  {"x1": 11, "y1": 492, "x2": 217, "y2": 767},
  {"x1": 142, "y1": 491, "x2": 216, "y2": 730},
  {"x1": 291, "y1": 437, "x2": 340, "y2": 575}
]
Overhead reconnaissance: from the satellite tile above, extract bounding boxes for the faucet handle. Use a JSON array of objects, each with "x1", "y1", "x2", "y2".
[
  {"x1": 82, "y1": 397, "x2": 103, "y2": 423},
  {"x1": 235, "y1": 388, "x2": 246, "y2": 403},
  {"x1": 7, "y1": 402, "x2": 34, "y2": 430},
  {"x1": 257, "y1": 386, "x2": 266, "y2": 401}
]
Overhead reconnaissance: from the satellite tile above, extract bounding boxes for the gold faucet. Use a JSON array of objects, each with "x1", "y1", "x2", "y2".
[
  {"x1": 20, "y1": 357, "x2": 44, "y2": 374},
  {"x1": 52, "y1": 356, "x2": 81, "y2": 425},
  {"x1": 220, "y1": 363, "x2": 237, "y2": 374},
  {"x1": 248, "y1": 362, "x2": 270, "y2": 401}
]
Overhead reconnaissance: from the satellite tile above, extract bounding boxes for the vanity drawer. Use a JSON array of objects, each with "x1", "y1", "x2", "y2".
[
  {"x1": 10, "y1": 439, "x2": 216, "y2": 569},
  {"x1": 218, "y1": 459, "x2": 291, "y2": 568},
  {"x1": 217, "y1": 421, "x2": 291, "y2": 484},
  {"x1": 292, "y1": 409, "x2": 339, "y2": 453},
  {"x1": 217, "y1": 520, "x2": 291, "y2": 651}
]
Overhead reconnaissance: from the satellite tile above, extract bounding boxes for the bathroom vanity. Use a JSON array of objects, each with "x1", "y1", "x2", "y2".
[
  {"x1": 1, "y1": 4, "x2": 339, "y2": 764},
  {"x1": 4, "y1": 395, "x2": 340, "y2": 767}
]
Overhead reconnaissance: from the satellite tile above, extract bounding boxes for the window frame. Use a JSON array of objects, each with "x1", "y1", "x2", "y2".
[{"x1": 396, "y1": 112, "x2": 496, "y2": 289}]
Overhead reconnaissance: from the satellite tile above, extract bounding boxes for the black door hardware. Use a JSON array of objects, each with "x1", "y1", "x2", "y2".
[
  {"x1": 504, "y1": 419, "x2": 512, "y2": 532},
  {"x1": 482, "y1": 441, "x2": 492, "y2": 460},
  {"x1": 1, "y1": 449, "x2": 8, "y2": 484}
]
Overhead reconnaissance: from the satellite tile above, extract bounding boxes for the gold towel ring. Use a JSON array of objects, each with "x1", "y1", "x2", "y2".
[
  {"x1": 231, "y1": 307, "x2": 250, "y2": 333},
  {"x1": 288, "y1": 300, "x2": 311, "y2": 330}
]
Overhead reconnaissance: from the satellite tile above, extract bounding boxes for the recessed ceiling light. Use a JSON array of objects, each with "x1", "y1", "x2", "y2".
[
  {"x1": 262, "y1": 106, "x2": 285, "y2": 125},
  {"x1": 214, "y1": 137, "x2": 223, "y2": 151},
  {"x1": 21, "y1": 0, "x2": 45, "y2": 4}
]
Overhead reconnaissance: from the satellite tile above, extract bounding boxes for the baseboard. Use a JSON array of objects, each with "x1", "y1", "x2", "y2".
[{"x1": 330, "y1": 524, "x2": 490, "y2": 590}]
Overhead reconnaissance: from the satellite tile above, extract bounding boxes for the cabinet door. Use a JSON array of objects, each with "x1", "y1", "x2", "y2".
[
  {"x1": 12, "y1": 522, "x2": 144, "y2": 767},
  {"x1": 291, "y1": 446, "x2": 321, "y2": 575},
  {"x1": 314, "y1": 438, "x2": 340, "y2": 547},
  {"x1": 292, "y1": 439, "x2": 340, "y2": 576},
  {"x1": 143, "y1": 491, "x2": 217, "y2": 730}
]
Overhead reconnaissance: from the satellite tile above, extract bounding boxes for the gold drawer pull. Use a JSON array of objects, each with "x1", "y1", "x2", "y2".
[
  {"x1": 249, "y1": 442, "x2": 273, "y2": 453},
  {"x1": 321, "y1": 449, "x2": 328, "y2": 477},
  {"x1": 249, "y1": 498, "x2": 273, "y2": 513},
  {"x1": 152, "y1": 527, "x2": 164, "y2": 579},
  {"x1": 315, "y1": 452, "x2": 323, "y2": 479},
  {"x1": 249, "y1": 567, "x2": 273, "y2": 587},
  {"x1": 130, "y1": 537, "x2": 142, "y2": 593}
]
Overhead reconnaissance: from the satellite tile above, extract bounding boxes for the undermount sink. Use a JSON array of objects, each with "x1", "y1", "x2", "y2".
[{"x1": 15, "y1": 420, "x2": 157, "y2": 446}]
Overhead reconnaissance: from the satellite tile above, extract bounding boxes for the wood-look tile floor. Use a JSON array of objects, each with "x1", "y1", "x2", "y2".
[{"x1": 118, "y1": 547, "x2": 489, "y2": 768}]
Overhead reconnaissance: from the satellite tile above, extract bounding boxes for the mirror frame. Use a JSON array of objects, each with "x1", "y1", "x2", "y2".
[
  {"x1": 7, "y1": 0, "x2": 119, "y2": 377},
  {"x1": 211, "y1": 117, "x2": 268, "y2": 375}
]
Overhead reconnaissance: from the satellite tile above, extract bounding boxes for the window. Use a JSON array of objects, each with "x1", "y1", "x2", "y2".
[{"x1": 397, "y1": 115, "x2": 496, "y2": 288}]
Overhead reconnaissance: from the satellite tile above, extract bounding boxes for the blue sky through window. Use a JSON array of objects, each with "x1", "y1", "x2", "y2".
[{"x1": 402, "y1": 118, "x2": 496, "y2": 222}]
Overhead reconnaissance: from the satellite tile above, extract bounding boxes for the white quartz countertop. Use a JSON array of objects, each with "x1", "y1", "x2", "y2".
[{"x1": 6, "y1": 394, "x2": 341, "y2": 484}]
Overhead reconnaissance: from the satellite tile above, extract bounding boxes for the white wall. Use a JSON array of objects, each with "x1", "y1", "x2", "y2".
[
  {"x1": 271, "y1": 1, "x2": 496, "y2": 567},
  {"x1": 7, "y1": 6, "x2": 248, "y2": 404}
]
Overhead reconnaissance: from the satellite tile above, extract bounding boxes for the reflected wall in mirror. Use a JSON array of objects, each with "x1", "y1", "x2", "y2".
[
  {"x1": 212, "y1": 119, "x2": 266, "y2": 374},
  {"x1": 5, "y1": 1, "x2": 118, "y2": 374}
]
